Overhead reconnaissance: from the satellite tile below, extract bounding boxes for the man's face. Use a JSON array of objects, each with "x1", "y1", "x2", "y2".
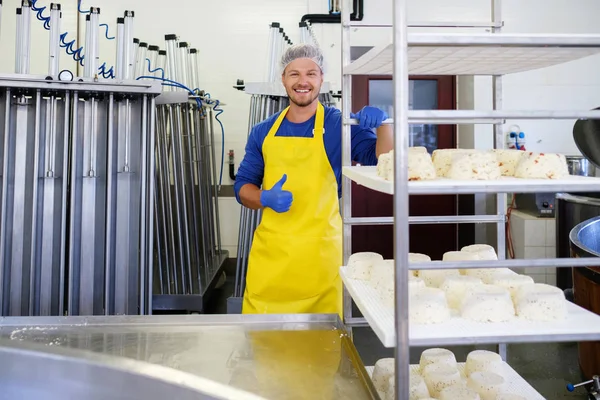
[{"x1": 281, "y1": 58, "x2": 323, "y2": 107}]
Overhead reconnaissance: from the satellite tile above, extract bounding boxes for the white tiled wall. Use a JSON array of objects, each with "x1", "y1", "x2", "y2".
[{"x1": 509, "y1": 209, "x2": 557, "y2": 285}]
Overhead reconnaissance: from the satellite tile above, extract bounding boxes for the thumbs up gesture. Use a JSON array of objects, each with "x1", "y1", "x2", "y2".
[{"x1": 260, "y1": 174, "x2": 293, "y2": 213}]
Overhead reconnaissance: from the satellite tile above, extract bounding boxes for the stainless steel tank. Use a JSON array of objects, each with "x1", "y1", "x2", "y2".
[
  {"x1": 0, "y1": 339, "x2": 263, "y2": 400},
  {"x1": 556, "y1": 192, "x2": 600, "y2": 290}
]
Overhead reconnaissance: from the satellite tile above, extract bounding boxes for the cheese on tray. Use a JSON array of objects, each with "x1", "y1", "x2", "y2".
[
  {"x1": 446, "y1": 151, "x2": 502, "y2": 180},
  {"x1": 514, "y1": 283, "x2": 567, "y2": 321},
  {"x1": 439, "y1": 385, "x2": 481, "y2": 400},
  {"x1": 460, "y1": 284, "x2": 515, "y2": 322},
  {"x1": 419, "y1": 268, "x2": 461, "y2": 288},
  {"x1": 492, "y1": 149, "x2": 526, "y2": 176},
  {"x1": 463, "y1": 267, "x2": 515, "y2": 284},
  {"x1": 490, "y1": 272, "x2": 534, "y2": 299},
  {"x1": 422, "y1": 364, "x2": 462, "y2": 398},
  {"x1": 408, "y1": 374, "x2": 431, "y2": 400},
  {"x1": 465, "y1": 350, "x2": 504, "y2": 377},
  {"x1": 467, "y1": 371, "x2": 505, "y2": 400},
  {"x1": 409, "y1": 253, "x2": 432, "y2": 277},
  {"x1": 439, "y1": 275, "x2": 484, "y2": 309},
  {"x1": 461, "y1": 244, "x2": 498, "y2": 261},
  {"x1": 372, "y1": 358, "x2": 394, "y2": 393},
  {"x1": 419, "y1": 348, "x2": 457, "y2": 372},
  {"x1": 442, "y1": 251, "x2": 480, "y2": 263},
  {"x1": 432, "y1": 149, "x2": 476, "y2": 177},
  {"x1": 410, "y1": 287, "x2": 452, "y2": 325},
  {"x1": 347, "y1": 252, "x2": 383, "y2": 280},
  {"x1": 513, "y1": 152, "x2": 569, "y2": 179},
  {"x1": 376, "y1": 148, "x2": 437, "y2": 181}
]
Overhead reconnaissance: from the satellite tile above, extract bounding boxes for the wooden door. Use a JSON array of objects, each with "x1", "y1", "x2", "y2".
[{"x1": 350, "y1": 76, "x2": 471, "y2": 260}]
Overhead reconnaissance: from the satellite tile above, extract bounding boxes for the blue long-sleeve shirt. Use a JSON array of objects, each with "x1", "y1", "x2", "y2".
[{"x1": 234, "y1": 105, "x2": 379, "y2": 203}]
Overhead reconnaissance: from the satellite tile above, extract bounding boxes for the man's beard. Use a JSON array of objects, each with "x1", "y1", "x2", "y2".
[{"x1": 286, "y1": 87, "x2": 320, "y2": 107}]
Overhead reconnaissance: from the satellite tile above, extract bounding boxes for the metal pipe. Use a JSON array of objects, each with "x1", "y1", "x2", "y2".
[
  {"x1": 58, "y1": 92, "x2": 71, "y2": 315},
  {"x1": 156, "y1": 50, "x2": 166, "y2": 79},
  {"x1": 147, "y1": 96, "x2": 156, "y2": 313},
  {"x1": 188, "y1": 48, "x2": 198, "y2": 91},
  {"x1": 104, "y1": 94, "x2": 115, "y2": 315},
  {"x1": 177, "y1": 42, "x2": 189, "y2": 89},
  {"x1": 83, "y1": 15, "x2": 90, "y2": 77},
  {"x1": 0, "y1": 89, "x2": 11, "y2": 314},
  {"x1": 139, "y1": 95, "x2": 149, "y2": 314},
  {"x1": 48, "y1": 3, "x2": 61, "y2": 77},
  {"x1": 131, "y1": 38, "x2": 139, "y2": 79},
  {"x1": 136, "y1": 42, "x2": 148, "y2": 79},
  {"x1": 20, "y1": 1, "x2": 31, "y2": 74},
  {"x1": 341, "y1": 0, "x2": 354, "y2": 331},
  {"x1": 88, "y1": 8, "x2": 100, "y2": 78},
  {"x1": 115, "y1": 18, "x2": 125, "y2": 79},
  {"x1": 164, "y1": 34, "x2": 178, "y2": 89},
  {"x1": 393, "y1": 0, "x2": 411, "y2": 396},
  {"x1": 28, "y1": 90, "x2": 42, "y2": 315},
  {"x1": 123, "y1": 11, "x2": 134, "y2": 80},
  {"x1": 147, "y1": 45, "x2": 159, "y2": 77}
]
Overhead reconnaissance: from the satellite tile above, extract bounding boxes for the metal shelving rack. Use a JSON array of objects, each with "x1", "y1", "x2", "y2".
[{"x1": 339, "y1": 0, "x2": 600, "y2": 398}]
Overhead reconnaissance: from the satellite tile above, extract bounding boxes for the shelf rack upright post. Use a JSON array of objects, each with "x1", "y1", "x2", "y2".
[{"x1": 339, "y1": 0, "x2": 600, "y2": 398}]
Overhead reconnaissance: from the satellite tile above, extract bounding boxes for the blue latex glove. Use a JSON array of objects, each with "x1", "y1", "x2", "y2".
[
  {"x1": 350, "y1": 106, "x2": 388, "y2": 130},
  {"x1": 260, "y1": 174, "x2": 293, "y2": 213}
]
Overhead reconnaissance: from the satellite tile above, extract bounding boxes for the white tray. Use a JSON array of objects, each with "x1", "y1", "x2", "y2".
[
  {"x1": 343, "y1": 166, "x2": 600, "y2": 195},
  {"x1": 365, "y1": 363, "x2": 545, "y2": 400},
  {"x1": 344, "y1": 33, "x2": 600, "y2": 76},
  {"x1": 340, "y1": 267, "x2": 600, "y2": 348}
]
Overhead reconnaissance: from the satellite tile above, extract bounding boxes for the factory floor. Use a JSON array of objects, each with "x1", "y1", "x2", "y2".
[{"x1": 206, "y1": 264, "x2": 589, "y2": 399}]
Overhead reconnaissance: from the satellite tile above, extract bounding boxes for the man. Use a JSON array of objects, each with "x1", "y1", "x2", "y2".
[{"x1": 234, "y1": 43, "x2": 393, "y2": 317}]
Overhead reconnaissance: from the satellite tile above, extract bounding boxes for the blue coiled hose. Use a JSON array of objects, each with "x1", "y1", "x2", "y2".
[{"x1": 29, "y1": 0, "x2": 227, "y2": 185}]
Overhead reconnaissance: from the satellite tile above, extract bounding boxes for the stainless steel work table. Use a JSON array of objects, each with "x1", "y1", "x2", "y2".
[{"x1": 0, "y1": 314, "x2": 378, "y2": 400}]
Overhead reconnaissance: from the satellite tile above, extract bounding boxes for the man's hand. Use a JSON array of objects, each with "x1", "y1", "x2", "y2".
[
  {"x1": 351, "y1": 106, "x2": 388, "y2": 130},
  {"x1": 260, "y1": 174, "x2": 293, "y2": 213}
]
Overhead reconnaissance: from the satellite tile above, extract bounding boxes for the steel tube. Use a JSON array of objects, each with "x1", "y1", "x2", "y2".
[
  {"x1": 104, "y1": 94, "x2": 115, "y2": 315},
  {"x1": 48, "y1": 4, "x2": 61, "y2": 76},
  {"x1": 115, "y1": 18, "x2": 125, "y2": 79},
  {"x1": 123, "y1": 11, "x2": 134, "y2": 80},
  {"x1": 393, "y1": 0, "x2": 411, "y2": 396}
]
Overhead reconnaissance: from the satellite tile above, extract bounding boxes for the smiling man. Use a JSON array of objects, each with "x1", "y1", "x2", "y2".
[{"x1": 234, "y1": 43, "x2": 393, "y2": 317}]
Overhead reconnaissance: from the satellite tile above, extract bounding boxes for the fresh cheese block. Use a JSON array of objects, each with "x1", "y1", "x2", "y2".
[
  {"x1": 408, "y1": 375, "x2": 431, "y2": 400},
  {"x1": 376, "y1": 148, "x2": 436, "y2": 181},
  {"x1": 446, "y1": 151, "x2": 502, "y2": 180},
  {"x1": 460, "y1": 284, "x2": 515, "y2": 322},
  {"x1": 467, "y1": 371, "x2": 505, "y2": 400},
  {"x1": 376, "y1": 151, "x2": 393, "y2": 180},
  {"x1": 492, "y1": 149, "x2": 526, "y2": 176},
  {"x1": 461, "y1": 244, "x2": 498, "y2": 261},
  {"x1": 432, "y1": 149, "x2": 477, "y2": 177},
  {"x1": 465, "y1": 350, "x2": 504, "y2": 377},
  {"x1": 514, "y1": 152, "x2": 569, "y2": 179},
  {"x1": 463, "y1": 268, "x2": 514, "y2": 284},
  {"x1": 422, "y1": 364, "x2": 462, "y2": 398},
  {"x1": 439, "y1": 385, "x2": 481, "y2": 400},
  {"x1": 514, "y1": 283, "x2": 567, "y2": 321},
  {"x1": 490, "y1": 272, "x2": 535, "y2": 299},
  {"x1": 419, "y1": 268, "x2": 461, "y2": 288},
  {"x1": 443, "y1": 251, "x2": 480, "y2": 263},
  {"x1": 439, "y1": 275, "x2": 484, "y2": 309},
  {"x1": 348, "y1": 252, "x2": 383, "y2": 279},
  {"x1": 496, "y1": 393, "x2": 527, "y2": 400},
  {"x1": 408, "y1": 151, "x2": 437, "y2": 181},
  {"x1": 409, "y1": 277, "x2": 427, "y2": 291},
  {"x1": 372, "y1": 358, "x2": 394, "y2": 393},
  {"x1": 409, "y1": 253, "x2": 432, "y2": 277},
  {"x1": 410, "y1": 288, "x2": 452, "y2": 325},
  {"x1": 419, "y1": 348, "x2": 457, "y2": 372}
]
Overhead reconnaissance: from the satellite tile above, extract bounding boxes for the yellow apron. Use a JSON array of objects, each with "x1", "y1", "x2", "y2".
[{"x1": 242, "y1": 102, "x2": 343, "y2": 317}]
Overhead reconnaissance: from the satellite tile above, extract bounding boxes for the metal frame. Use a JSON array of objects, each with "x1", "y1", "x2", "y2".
[{"x1": 340, "y1": 0, "x2": 600, "y2": 398}]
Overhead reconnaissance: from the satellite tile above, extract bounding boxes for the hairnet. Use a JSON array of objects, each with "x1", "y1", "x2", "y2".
[{"x1": 280, "y1": 44, "x2": 325, "y2": 74}]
